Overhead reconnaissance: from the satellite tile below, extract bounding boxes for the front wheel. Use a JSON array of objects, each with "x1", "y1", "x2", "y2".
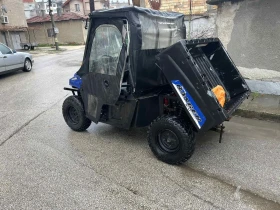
[
  {"x1": 148, "y1": 115, "x2": 195, "y2": 165},
  {"x1": 62, "y1": 96, "x2": 91, "y2": 132},
  {"x1": 23, "y1": 58, "x2": 32, "y2": 72}
]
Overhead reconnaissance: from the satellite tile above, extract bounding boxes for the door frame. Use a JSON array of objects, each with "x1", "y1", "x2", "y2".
[{"x1": 80, "y1": 18, "x2": 130, "y2": 123}]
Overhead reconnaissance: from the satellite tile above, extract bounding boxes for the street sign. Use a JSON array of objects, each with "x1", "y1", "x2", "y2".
[{"x1": 54, "y1": 27, "x2": 59, "y2": 34}]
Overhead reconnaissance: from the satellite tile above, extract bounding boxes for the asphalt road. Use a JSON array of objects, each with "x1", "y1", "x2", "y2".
[{"x1": 0, "y1": 48, "x2": 280, "y2": 209}]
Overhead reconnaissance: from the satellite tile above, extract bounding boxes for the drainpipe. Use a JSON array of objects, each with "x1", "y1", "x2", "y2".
[{"x1": 188, "y1": 0, "x2": 192, "y2": 40}]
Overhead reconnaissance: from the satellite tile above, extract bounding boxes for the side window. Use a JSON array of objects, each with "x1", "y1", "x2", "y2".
[
  {"x1": 89, "y1": 25, "x2": 123, "y2": 75},
  {"x1": 0, "y1": 44, "x2": 12, "y2": 54}
]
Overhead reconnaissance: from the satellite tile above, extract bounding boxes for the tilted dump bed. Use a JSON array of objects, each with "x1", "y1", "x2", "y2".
[{"x1": 156, "y1": 38, "x2": 250, "y2": 132}]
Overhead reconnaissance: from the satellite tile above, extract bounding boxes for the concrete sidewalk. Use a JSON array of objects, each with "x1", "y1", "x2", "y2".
[{"x1": 235, "y1": 93, "x2": 280, "y2": 122}]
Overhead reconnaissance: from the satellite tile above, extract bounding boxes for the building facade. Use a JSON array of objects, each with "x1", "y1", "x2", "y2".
[
  {"x1": 27, "y1": 12, "x2": 87, "y2": 45},
  {"x1": 24, "y1": 0, "x2": 66, "y2": 19},
  {"x1": 23, "y1": 0, "x2": 37, "y2": 19},
  {"x1": 35, "y1": 0, "x2": 59, "y2": 17},
  {"x1": 63, "y1": 0, "x2": 106, "y2": 15},
  {"x1": 0, "y1": 0, "x2": 28, "y2": 49}
]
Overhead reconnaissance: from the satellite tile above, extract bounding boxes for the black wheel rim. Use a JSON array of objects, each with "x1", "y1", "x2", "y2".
[
  {"x1": 158, "y1": 129, "x2": 180, "y2": 152},
  {"x1": 68, "y1": 106, "x2": 79, "y2": 124}
]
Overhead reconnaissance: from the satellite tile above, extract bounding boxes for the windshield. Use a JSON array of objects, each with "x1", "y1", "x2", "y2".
[{"x1": 89, "y1": 24, "x2": 123, "y2": 75}]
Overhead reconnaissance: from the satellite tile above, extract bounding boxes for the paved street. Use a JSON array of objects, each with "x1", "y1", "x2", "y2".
[{"x1": 0, "y1": 48, "x2": 280, "y2": 209}]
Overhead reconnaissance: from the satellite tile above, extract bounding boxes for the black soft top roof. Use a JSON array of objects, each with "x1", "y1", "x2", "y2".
[
  {"x1": 90, "y1": 6, "x2": 184, "y2": 19},
  {"x1": 78, "y1": 6, "x2": 186, "y2": 93}
]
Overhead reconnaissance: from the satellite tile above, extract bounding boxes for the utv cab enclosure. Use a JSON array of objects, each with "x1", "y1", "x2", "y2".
[{"x1": 62, "y1": 7, "x2": 250, "y2": 165}]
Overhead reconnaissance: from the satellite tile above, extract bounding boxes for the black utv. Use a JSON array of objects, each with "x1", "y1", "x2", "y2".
[{"x1": 62, "y1": 7, "x2": 250, "y2": 165}]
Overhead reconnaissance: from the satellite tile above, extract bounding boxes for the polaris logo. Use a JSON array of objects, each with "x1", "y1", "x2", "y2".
[
  {"x1": 172, "y1": 80, "x2": 206, "y2": 129},
  {"x1": 177, "y1": 85, "x2": 202, "y2": 123}
]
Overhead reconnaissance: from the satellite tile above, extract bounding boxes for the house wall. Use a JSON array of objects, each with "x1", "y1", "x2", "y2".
[
  {"x1": 24, "y1": 2, "x2": 37, "y2": 19},
  {"x1": 83, "y1": 0, "x2": 91, "y2": 14},
  {"x1": 63, "y1": 4, "x2": 71, "y2": 12},
  {"x1": 65, "y1": 0, "x2": 103, "y2": 15},
  {"x1": 34, "y1": 0, "x2": 58, "y2": 15},
  {"x1": 0, "y1": 0, "x2": 27, "y2": 28},
  {"x1": 0, "y1": 0, "x2": 28, "y2": 49},
  {"x1": 68, "y1": 0, "x2": 84, "y2": 14},
  {"x1": 94, "y1": 1, "x2": 104, "y2": 10},
  {"x1": 216, "y1": 0, "x2": 280, "y2": 74},
  {"x1": 28, "y1": 20, "x2": 87, "y2": 45}
]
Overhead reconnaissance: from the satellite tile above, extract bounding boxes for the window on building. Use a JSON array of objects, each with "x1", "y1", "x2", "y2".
[
  {"x1": 0, "y1": 44, "x2": 12, "y2": 54},
  {"x1": 52, "y1": 3, "x2": 56, "y2": 7},
  {"x1": 75, "y1": 4, "x2": 80, "y2": 12}
]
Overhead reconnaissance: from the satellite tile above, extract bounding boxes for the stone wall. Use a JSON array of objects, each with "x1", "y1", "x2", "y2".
[{"x1": 217, "y1": 0, "x2": 280, "y2": 77}]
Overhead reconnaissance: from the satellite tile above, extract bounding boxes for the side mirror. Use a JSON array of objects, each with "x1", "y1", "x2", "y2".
[{"x1": 12, "y1": 49, "x2": 16, "y2": 53}]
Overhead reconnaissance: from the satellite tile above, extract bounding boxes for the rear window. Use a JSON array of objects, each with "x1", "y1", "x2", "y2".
[{"x1": 139, "y1": 14, "x2": 185, "y2": 50}]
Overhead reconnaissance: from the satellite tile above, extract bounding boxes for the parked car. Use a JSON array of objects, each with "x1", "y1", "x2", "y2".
[{"x1": 0, "y1": 42, "x2": 34, "y2": 75}]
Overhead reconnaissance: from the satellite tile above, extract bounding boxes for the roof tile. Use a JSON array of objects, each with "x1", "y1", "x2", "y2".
[{"x1": 27, "y1": 12, "x2": 87, "y2": 23}]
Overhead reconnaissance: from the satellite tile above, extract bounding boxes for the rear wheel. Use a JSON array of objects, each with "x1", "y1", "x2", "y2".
[
  {"x1": 148, "y1": 115, "x2": 195, "y2": 165},
  {"x1": 23, "y1": 58, "x2": 32, "y2": 72},
  {"x1": 62, "y1": 96, "x2": 91, "y2": 131}
]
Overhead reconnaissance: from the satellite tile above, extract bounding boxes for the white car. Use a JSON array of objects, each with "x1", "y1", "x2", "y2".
[{"x1": 0, "y1": 42, "x2": 34, "y2": 75}]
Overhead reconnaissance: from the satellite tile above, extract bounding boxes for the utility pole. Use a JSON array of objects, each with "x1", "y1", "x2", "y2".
[
  {"x1": 89, "y1": 0, "x2": 95, "y2": 12},
  {"x1": 48, "y1": 0, "x2": 59, "y2": 50},
  {"x1": 188, "y1": 0, "x2": 192, "y2": 40}
]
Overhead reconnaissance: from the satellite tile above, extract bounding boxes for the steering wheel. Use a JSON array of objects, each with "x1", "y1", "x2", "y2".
[{"x1": 101, "y1": 55, "x2": 113, "y2": 59}]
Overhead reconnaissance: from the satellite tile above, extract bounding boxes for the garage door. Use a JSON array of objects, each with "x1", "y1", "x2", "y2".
[{"x1": 11, "y1": 33, "x2": 21, "y2": 49}]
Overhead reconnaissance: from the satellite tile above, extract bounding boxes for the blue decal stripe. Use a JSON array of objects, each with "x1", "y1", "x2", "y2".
[{"x1": 172, "y1": 80, "x2": 206, "y2": 129}]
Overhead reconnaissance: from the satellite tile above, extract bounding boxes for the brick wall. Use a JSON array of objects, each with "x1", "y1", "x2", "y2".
[{"x1": 144, "y1": 0, "x2": 209, "y2": 15}]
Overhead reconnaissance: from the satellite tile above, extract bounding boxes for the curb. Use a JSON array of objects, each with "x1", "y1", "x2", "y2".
[{"x1": 234, "y1": 109, "x2": 280, "y2": 123}]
